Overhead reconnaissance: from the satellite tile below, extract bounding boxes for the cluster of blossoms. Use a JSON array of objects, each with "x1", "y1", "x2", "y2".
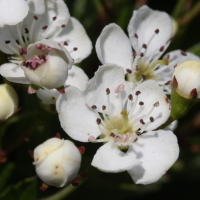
[{"x1": 1, "y1": 0, "x2": 200, "y2": 190}]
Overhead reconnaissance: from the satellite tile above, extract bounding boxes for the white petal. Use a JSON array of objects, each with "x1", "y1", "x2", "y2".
[
  {"x1": 53, "y1": 17, "x2": 92, "y2": 63},
  {"x1": 164, "y1": 50, "x2": 200, "y2": 68},
  {"x1": 0, "y1": 63, "x2": 30, "y2": 84},
  {"x1": 92, "y1": 142, "x2": 137, "y2": 173},
  {"x1": 128, "y1": 5, "x2": 172, "y2": 59},
  {"x1": 164, "y1": 120, "x2": 178, "y2": 131},
  {"x1": 27, "y1": 0, "x2": 45, "y2": 15},
  {"x1": 56, "y1": 86, "x2": 101, "y2": 142},
  {"x1": 96, "y1": 23, "x2": 132, "y2": 71},
  {"x1": 83, "y1": 64, "x2": 130, "y2": 116},
  {"x1": 36, "y1": 89, "x2": 59, "y2": 105},
  {"x1": 65, "y1": 65, "x2": 89, "y2": 91},
  {"x1": 0, "y1": 0, "x2": 29, "y2": 27},
  {"x1": 127, "y1": 130, "x2": 179, "y2": 184},
  {"x1": 130, "y1": 80, "x2": 170, "y2": 131},
  {"x1": 24, "y1": 0, "x2": 70, "y2": 42}
]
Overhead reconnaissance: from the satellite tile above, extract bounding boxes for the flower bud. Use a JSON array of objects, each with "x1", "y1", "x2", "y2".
[
  {"x1": 0, "y1": 84, "x2": 18, "y2": 120},
  {"x1": 33, "y1": 138, "x2": 81, "y2": 187},
  {"x1": 173, "y1": 60, "x2": 200, "y2": 99},
  {"x1": 22, "y1": 40, "x2": 73, "y2": 90},
  {"x1": 169, "y1": 60, "x2": 200, "y2": 121}
]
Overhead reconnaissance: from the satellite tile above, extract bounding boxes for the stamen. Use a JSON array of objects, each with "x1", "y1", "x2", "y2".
[
  {"x1": 102, "y1": 105, "x2": 108, "y2": 122},
  {"x1": 5, "y1": 41, "x2": 20, "y2": 55},
  {"x1": 127, "y1": 94, "x2": 133, "y2": 111},
  {"x1": 142, "y1": 44, "x2": 147, "y2": 49},
  {"x1": 181, "y1": 51, "x2": 187, "y2": 56},
  {"x1": 114, "y1": 84, "x2": 124, "y2": 93},
  {"x1": 88, "y1": 136, "x2": 97, "y2": 142},
  {"x1": 150, "y1": 117, "x2": 154, "y2": 122},
  {"x1": 96, "y1": 118, "x2": 101, "y2": 125},
  {"x1": 64, "y1": 41, "x2": 68, "y2": 46},
  {"x1": 41, "y1": 16, "x2": 57, "y2": 39},
  {"x1": 126, "y1": 68, "x2": 132, "y2": 74},
  {"x1": 51, "y1": 24, "x2": 66, "y2": 40},
  {"x1": 154, "y1": 101, "x2": 159, "y2": 107},
  {"x1": 132, "y1": 51, "x2": 137, "y2": 58},
  {"x1": 73, "y1": 47, "x2": 78, "y2": 51},
  {"x1": 110, "y1": 133, "x2": 115, "y2": 137},
  {"x1": 17, "y1": 23, "x2": 25, "y2": 47},
  {"x1": 134, "y1": 33, "x2": 139, "y2": 53},
  {"x1": 140, "y1": 119, "x2": 145, "y2": 124}
]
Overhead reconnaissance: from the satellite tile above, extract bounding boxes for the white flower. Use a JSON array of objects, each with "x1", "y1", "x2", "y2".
[
  {"x1": 164, "y1": 120, "x2": 178, "y2": 131},
  {"x1": 36, "y1": 65, "x2": 88, "y2": 107},
  {"x1": 56, "y1": 64, "x2": 179, "y2": 184},
  {"x1": 172, "y1": 60, "x2": 200, "y2": 99},
  {"x1": 0, "y1": 84, "x2": 18, "y2": 120},
  {"x1": 0, "y1": 0, "x2": 29, "y2": 27},
  {"x1": 95, "y1": 5, "x2": 198, "y2": 94},
  {"x1": 0, "y1": 0, "x2": 92, "y2": 91},
  {"x1": 33, "y1": 137, "x2": 81, "y2": 187}
]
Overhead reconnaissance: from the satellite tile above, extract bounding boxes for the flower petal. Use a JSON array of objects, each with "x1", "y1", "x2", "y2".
[
  {"x1": 92, "y1": 142, "x2": 137, "y2": 173},
  {"x1": 129, "y1": 80, "x2": 170, "y2": 131},
  {"x1": 53, "y1": 17, "x2": 93, "y2": 63},
  {"x1": 0, "y1": 63, "x2": 30, "y2": 84},
  {"x1": 128, "y1": 5, "x2": 172, "y2": 59},
  {"x1": 83, "y1": 64, "x2": 130, "y2": 116},
  {"x1": 0, "y1": 0, "x2": 29, "y2": 27},
  {"x1": 96, "y1": 23, "x2": 133, "y2": 71},
  {"x1": 164, "y1": 120, "x2": 178, "y2": 131},
  {"x1": 56, "y1": 86, "x2": 101, "y2": 142},
  {"x1": 127, "y1": 130, "x2": 179, "y2": 184},
  {"x1": 27, "y1": 0, "x2": 45, "y2": 15},
  {"x1": 66, "y1": 65, "x2": 89, "y2": 92}
]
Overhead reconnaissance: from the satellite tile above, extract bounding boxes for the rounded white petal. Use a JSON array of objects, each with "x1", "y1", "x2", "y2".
[
  {"x1": 0, "y1": 63, "x2": 30, "y2": 84},
  {"x1": 0, "y1": 84, "x2": 18, "y2": 120},
  {"x1": 92, "y1": 142, "x2": 137, "y2": 173},
  {"x1": 128, "y1": 5, "x2": 172, "y2": 59},
  {"x1": 96, "y1": 23, "x2": 132, "y2": 71},
  {"x1": 0, "y1": 0, "x2": 29, "y2": 27},
  {"x1": 34, "y1": 138, "x2": 81, "y2": 187},
  {"x1": 83, "y1": 64, "x2": 130, "y2": 116},
  {"x1": 164, "y1": 120, "x2": 178, "y2": 131},
  {"x1": 36, "y1": 89, "x2": 59, "y2": 105},
  {"x1": 27, "y1": 0, "x2": 45, "y2": 15},
  {"x1": 65, "y1": 65, "x2": 89, "y2": 91},
  {"x1": 56, "y1": 86, "x2": 101, "y2": 142},
  {"x1": 127, "y1": 130, "x2": 179, "y2": 185},
  {"x1": 173, "y1": 60, "x2": 200, "y2": 98},
  {"x1": 130, "y1": 80, "x2": 170, "y2": 131},
  {"x1": 53, "y1": 17, "x2": 93, "y2": 63}
]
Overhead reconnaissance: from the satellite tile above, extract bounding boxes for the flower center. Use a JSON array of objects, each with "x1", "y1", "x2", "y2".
[{"x1": 88, "y1": 84, "x2": 160, "y2": 150}]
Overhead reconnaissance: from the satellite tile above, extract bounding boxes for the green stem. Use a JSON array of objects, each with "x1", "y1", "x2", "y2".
[
  {"x1": 178, "y1": 1, "x2": 200, "y2": 26},
  {"x1": 40, "y1": 180, "x2": 86, "y2": 200},
  {"x1": 172, "y1": 0, "x2": 187, "y2": 19},
  {"x1": 155, "y1": 116, "x2": 174, "y2": 130}
]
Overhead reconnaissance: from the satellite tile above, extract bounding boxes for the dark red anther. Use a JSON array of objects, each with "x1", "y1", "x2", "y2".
[
  {"x1": 159, "y1": 46, "x2": 164, "y2": 52},
  {"x1": 5, "y1": 40, "x2": 10, "y2": 44},
  {"x1": 106, "y1": 88, "x2": 110, "y2": 95},
  {"x1": 40, "y1": 183, "x2": 49, "y2": 191},
  {"x1": 150, "y1": 117, "x2": 154, "y2": 122},
  {"x1": 110, "y1": 133, "x2": 115, "y2": 137},
  {"x1": 73, "y1": 47, "x2": 78, "y2": 51},
  {"x1": 132, "y1": 51, "x2": 137, "y2": 58},
  {"x1": 165, "y1": 81, "x2": 171, "y2": 85},
  {"x1": 141, "y1": 74, "x2": 146, "y2": 80},
  {"x1": 34, "y1": 15, "x2": 38, "y2": 20},
  {"x1": 190, "y1": 88, "x2": 197, "y2": 99},
  {"x1": 16, "y1": 40, "x2": 20, "y2": 45},
  {"x1": 174, "y1": 64, "x2": 177, "y2": 68},
  {"x1": 29, "y1": 151, "x2": 34, "y2": 159},
  {"x1": 181, "y1": 51, "x2": 187, "y2": 56},
  {"x1": 64, "y1": 41, "x2": 68, "y2": 46},
  {"x1": 134, "y1": 33, "x2": 138, "y2": 38},
  {"x1": 142, "y1": 44, "x2": 147, "y2": 49},
  {"x1": 135, "y1": 91, "x2": 141, "y2": 96},
  {"x1": 139, "y1": 101, "x2": 144, "y2": 105},
  {"x1": 102, "y1": 105, "x2": 106, "y2": 110},
  {"x1": 128, "y1": 94, "x2": 133, "y2": 101},
  {"x1": 25, "y1": 28, "x2": 29, "y2": 34},
  {"x1": 71, "y1": 178, "x2": 79, "y2": 186},
  {"x1": 78, "y1": 146, "x2": 85, "y2": 155},
  {"x1": 172, "y1": 75, "x2": 178, "y2": 89},
  {"x1": 55, "y1": 133, "x2": 61, "y2": 139},
  {"x1": 155, "y1": 29, "x2": 159, "y2": 34},
  {"x1": 61, "y1": 24, "x2": 66, "y2": 28},
  {"x1": 140, "y1": 52, "x2": 144, "y2": 57},
  {"x1": 126, "y1": 68, "x2": 132, "y2": 74},
  {"x1": 91, "y1": 105, "x2": 97, "y2": 110},
  {"x1": 53, "y1": 16, "x2": 57, "y2": 21},
  {"x1": 96, "y1": 118, "x2": 101, "y2": 125},
  {"x1": 140, "y1": 119, "x2": 145, "y2": 124},
  {"x1": 42, "y1": 26, "x2": 48, "y2": 30}
]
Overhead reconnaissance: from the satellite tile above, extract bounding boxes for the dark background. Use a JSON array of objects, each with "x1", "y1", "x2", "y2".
[{"x1": 1, "y1": 0, "x2": 200, "y2": 199}]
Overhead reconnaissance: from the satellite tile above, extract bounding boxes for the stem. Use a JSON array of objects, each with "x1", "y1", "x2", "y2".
[
  {"x1": 40, "y1": 180, "x2": 86, "y2": 200},
  {"x1": 172, "y1": 0, "x2": 188, "y2": 19},
  {"x1": 178, "y1": 1, "x2": 200, "y2": 26}
]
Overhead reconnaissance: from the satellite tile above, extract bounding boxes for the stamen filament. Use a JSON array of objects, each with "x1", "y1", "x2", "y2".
[{"x1": 17, "y1": 23, "x2": 25, "y2": 47}]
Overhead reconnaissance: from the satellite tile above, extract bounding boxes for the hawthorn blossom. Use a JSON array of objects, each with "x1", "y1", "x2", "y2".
[
  {"x1": 95, "y1": 5, "x2": 199, "y2": 94},
  {"x1": 33, "y1": 137, "x2": 81, "y2": 187},
  {"x1": 56, "y1": 64, "x2": 179, "y2": 184},
  {"x1": 0, "y1": 84, "x2": 18, "y2": 120},
  {"x1": 0, "y1": 0, "x2": 92, "y2": 93}
]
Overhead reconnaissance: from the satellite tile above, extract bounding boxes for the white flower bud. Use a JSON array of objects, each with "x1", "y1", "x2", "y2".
[
  {"x1": 173, "y1": 60, "x2": 200, "y2": 99},
  {"x1": 22, "y1": 40, "x2": 73, "y2": 90},
  {"x1": 0, "y1": 84, "x2": 18, "y2": 120},
  {"x1": 33, "y1": 138, "x2": 81, "y2": 187}
]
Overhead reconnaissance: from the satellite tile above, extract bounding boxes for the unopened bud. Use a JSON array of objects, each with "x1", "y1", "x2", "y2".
[
  {"x1": 0, "y1": 84, "x2": 18, "y2": 120},
  {"x1": 33, "y1": 138, "x2": 81, "y2": 187}
]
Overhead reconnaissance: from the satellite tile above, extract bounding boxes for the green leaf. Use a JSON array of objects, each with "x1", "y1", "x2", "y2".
[{"x1": 187, "y1": 43, "x2": 200, "y2": 56}]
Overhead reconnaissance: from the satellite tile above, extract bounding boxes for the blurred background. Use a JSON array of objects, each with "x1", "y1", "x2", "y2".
[{"x1": 1, "y1": 0, "x2": 200, "y2": 199}]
